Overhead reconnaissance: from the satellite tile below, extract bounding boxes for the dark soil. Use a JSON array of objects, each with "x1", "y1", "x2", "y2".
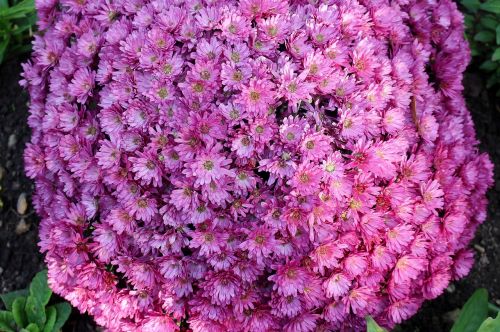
[{"x1": 0, "y1": 58, "x2": 498, "y2": 332}]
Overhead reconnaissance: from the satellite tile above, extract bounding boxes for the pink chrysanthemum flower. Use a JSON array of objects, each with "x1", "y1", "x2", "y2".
[{"x1": 23, "y1": 0, "x2": 493, "y2": 331}]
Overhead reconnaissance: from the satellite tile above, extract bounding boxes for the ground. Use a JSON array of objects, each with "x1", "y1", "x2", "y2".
[{"x1": 0, "y1": 58, "x2": 498, "y2": 331}]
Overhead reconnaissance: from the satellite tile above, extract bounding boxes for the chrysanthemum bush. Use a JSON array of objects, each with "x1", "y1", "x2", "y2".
[{"x1": 21, "y1": 0, "x2": 494, "y2": 331}]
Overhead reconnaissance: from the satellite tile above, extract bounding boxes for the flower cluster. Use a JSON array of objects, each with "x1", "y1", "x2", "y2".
[{"x1": 23, "y1": 0, "x2": 493, "y2": 331}]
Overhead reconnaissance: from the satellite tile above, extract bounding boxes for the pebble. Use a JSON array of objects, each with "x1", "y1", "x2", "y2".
[
  {"x1": 15, "y1": 219, "x2": 30, "y2": 235},
  {"x1": 480, "y1": 254, "x2": 490, "y2": 266},
  {"x1": 17, "y1": 193, "x2": 28, "y2": 215},
  {"x1": 12, "y1": 181, "x2": 20, "y2": 190},
  {"x1": 446, "y1": 284, "x2": 456, "y2": 293},
  {"x1": 444, "y1": 309, "x2": 461, "y2": 324},
  {"x1": 7, "y1": 134, "x2": 17, "y2": 149},
  {"x1": 474, "y1": 244, "x2": 485, "y2": 253}
]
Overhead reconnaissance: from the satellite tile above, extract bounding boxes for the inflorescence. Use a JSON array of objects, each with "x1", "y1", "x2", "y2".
[{"x1": 22, "y1": 0, "x2": 493, "y2": 331}]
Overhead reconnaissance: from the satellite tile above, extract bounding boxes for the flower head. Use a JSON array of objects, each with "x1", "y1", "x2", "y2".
[{"x1": 23, "y1": 0, "x2": 492, "y2": 331}]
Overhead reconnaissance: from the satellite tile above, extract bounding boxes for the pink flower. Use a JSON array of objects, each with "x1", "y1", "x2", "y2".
[
  {"x1": 186, "y1": 144, "x2": 235, "y2": 186},
  {"x1": 130, "y1": 150, "x2": 163, "y2": 187},
  {"x1": 240, "y1": 225, "x2": 278, "y2": 263},
  {"x1": 269, "y1": 261, "x2": 309, "y2": 297},
  {"x1": 68, "y1": 67, "x2": 95, "y2": 103},
  {"x1": 388, "y1": 299, "x2": 420, "y2": 324},
  {"x1": 127, "y1": 194, "x2": 158, "y2": 222},
  {"x1": 238, "y1": 78, "x2": 276, "y2": 116},
  {"x1": 420, "y1": 179, "x2": 445, "y2": 211},
  {"x1": 289, "y1": 162, "x2": 322, "y2": 195},
  {"x1": 392, "y1": 255, "x2": 428, "y2": 283},
  {"x1": 278, "y1": 62, "x2": 316, "y2": 105},
  {"x1": 386, "y1": 224, "x2": 415, "y2": 253},
  {"x1": 323, "y1": 273, "x2": 351, "y2": 299},
  {"x1": 284, "y1": 313, "x2": 318, "y2": 332},
  {"x1": 23, "y1": 0, "x2": 493, "y2": 330}
]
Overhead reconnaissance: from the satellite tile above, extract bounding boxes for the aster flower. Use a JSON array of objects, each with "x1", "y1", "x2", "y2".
[
  {"x1": 186, "y1": 144, "x2": 235, "y2": 186},
  {"x1": 68, "y1": 67, "x2": 95, "y2": 103},
  {"x1": 269, "y1": 261, "x2": 309, "y2": 297},
  {"x1": 323, "y1": 272, "x2": 351, "y2": 299},
  {"x1": 127, "y1": 193, "x2": 158, "y2": 222},
  {"x1": 277, "y1": 61, "x2": 316, "y2": 105},
  {"x1": 129, "y1": 150, "x2": 163, "y2": 187},
  {"x1": 392, "y1": 255, "x2": 428, "y2": 283},
  {"x1": 289, "y1": 162, "x2": 323, "y2": 196},
  {"x1": 238, "y1": 78, "x2": 276, "y2": 116},
  {"x1": 239, "y1": 225, "x2": 278, "y2": 263}
]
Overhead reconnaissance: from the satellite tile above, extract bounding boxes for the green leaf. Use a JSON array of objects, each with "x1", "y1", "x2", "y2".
[
  {"x1": 0, "y1": 310, "x2": 16, "y2": 332},
  {"x1": 474, "y1": 31, "x2": 496, "y2": 43},
  {"x1": 366, "y1": 316, "x2": 387, "y2": 332},
  {"x1": 493, "y1": 48, "x2": 500, "y2": 61},
  {"x1": 0, "y1": 37, "x2": 10, "y2": 64},
  {"x1": 12, "y1": 297, "x2": 28, "y2": 328},
  {"x1": 464, "y1": 14, "x2": 475, "y2": 30},
  {"x1": 0, "y1": 289, "x2": 28, "y2": 311},
  {"x1": 480, "y1": 16, "x2": 498, "y2": 30},
  {"x1": 24, "y1": 323, "x2": 40, "y2": 332},
  {"x1": 0, "y1": 0, "x2": 35, "y2": 20},
  {"x1": 486, "y1": 74, "x2": 498, "y2": 88},
  {"x1": 50, "y1": 302, "x2": 71, "y2": 332},
  {"x1": 451, "y1": 288, "x2": 489, "y2": 332},
  {"x1": 480, "y1": 0, "x2": 500, "y2": 14},
  {"x1": 25, "y1": 296, "x2": 46, "y2": 329},
  {"x1": 0, "y1": 0, "x2": 8, "y2": 9},
  {"x1": 496, "y1": 25, "x2": 500, "y2": 45},
  {"x1": 462, "y1": 0, "x2": 481, "y2": 12},
  {"x1": 42, "y1": 307, "x2": 56, "y2": 332},
  {"x1": 29, "y1": 270, "x2": 52, "y2": 307},
  {"x1": 481, "y1": 60, "x2": 498, "y2": 71},
  {"x1": 477, "y1": 313, "x2": 500, "y2": 332}
]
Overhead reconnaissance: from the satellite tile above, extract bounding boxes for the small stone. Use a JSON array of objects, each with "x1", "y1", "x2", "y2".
[
  {"x1": 444, "y1": 309, "x2": 461, "y2": 324},
  {"x1": 15, "y1": 219, "x2": 30, "y2": 235},
  {"x1": 479, "y1": 254, "x2": 490, "y2": 266},
  {"x1": 474, "y1": 244, "x2": 485, "y2": 253},
  {"x1": 7, "y1": 134, "x2": 17, "y2": 149},
  {"x1": 17, "y1": 193, "x2": 28, "y2": 215},
  {"x1": 446, "y1": 284, "x2": 456, "y2": 293},
  {"x1": 495, "y1": 299, "x2": 500, "y2": 306}
]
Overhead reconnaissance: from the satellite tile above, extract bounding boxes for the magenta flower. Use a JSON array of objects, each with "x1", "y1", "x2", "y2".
[
  {"x1": 186, "y1": 144, "x2": 235, "y2": 186},
  {"x1": 23, "y1": 0, "x2": 493, "y2": 331}
]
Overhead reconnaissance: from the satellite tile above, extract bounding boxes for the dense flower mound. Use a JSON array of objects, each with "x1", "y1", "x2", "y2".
[{"x1": 22, "y1": 0, "x2": 493, "y2": 331}]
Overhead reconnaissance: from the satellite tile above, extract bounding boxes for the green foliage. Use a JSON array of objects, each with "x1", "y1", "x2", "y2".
[
  {"x1": 365, "y1": 288, "x2": 500, "y2": 332},
  {"x1": 0, "y1": 270, "x2": 72, "y2": 332},
  {"x1": 460, "y1": 0, "x2": 500, "y2": 96},
  {"x1": 451, "y1": 288, "x2": 489, "y2": 332},
  {"x1": 476, "y1": 312, "x2": 500, "y2": 332},
  {"x1": 366, "y1": 316, "x2": 388, "y2": 332},
  {"x1": 0, "y1": 0, "x2": 36, "y2": 64}
]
